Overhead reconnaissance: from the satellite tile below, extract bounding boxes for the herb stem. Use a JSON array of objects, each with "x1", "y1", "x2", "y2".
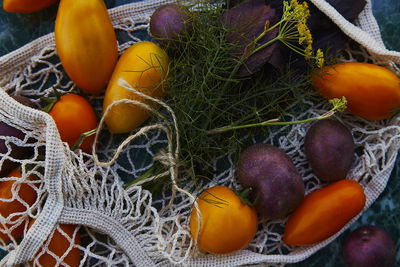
[
  {"x1": 207, "y1": 97, "x2": 347, "y2": 134},
  {"x1": 202, "y1": 48, "x2": 247, "y2": 130}
]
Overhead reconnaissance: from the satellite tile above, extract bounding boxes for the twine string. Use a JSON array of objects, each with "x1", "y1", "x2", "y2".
[{"x1": 92, "y1": 78, "x2": 196, "y2": 216}]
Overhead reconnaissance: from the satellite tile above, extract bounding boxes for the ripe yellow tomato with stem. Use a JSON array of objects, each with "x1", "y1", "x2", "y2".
[
  {"x1": 189, "y1": 185, "x2": 258, "y2": 254},
  {"x1": 103, "y1": 41, "x2": 169, "y2": 134},
  {"x1": 55, "y1": 0, "x2": 118, "y2": 95}
]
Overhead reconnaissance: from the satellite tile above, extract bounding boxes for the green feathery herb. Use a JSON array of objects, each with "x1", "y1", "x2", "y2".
[
  {"x1": 148, "y1": 0, "x2": 328, "y2": 176},
  {"x1": 131, "y1": 0, "x2": 340, "y2": 191}
]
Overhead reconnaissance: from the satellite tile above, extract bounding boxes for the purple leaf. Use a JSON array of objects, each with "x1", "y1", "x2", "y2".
[{"x1": 222, "y1": 0, "x2": 281, "y2": 76}]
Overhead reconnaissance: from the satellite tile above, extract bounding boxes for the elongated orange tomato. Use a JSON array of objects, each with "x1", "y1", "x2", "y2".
[
  {"x1": 29, "y1": 220, "x2": 81, "y2": 267},
  {"x1": 49, "y1": 94, "x2": 98, "y2": 153},
  {"x1": 103, "y1": 41, "x2": 169, "y2": 133},
  {"x1": 0, "y1": 168, "x2": 37, "y2": 243},
  {"x1": 55, "y1": 0, "x2": 118, "y2": 95},
  {"x1": 312, "y1": 62, "x2": 400, "y2": 120},
  {"x1": 3, "y1": 0, "x2": 57, "y2": 13},
  {"x1": 283, "y1": 179, "x2": 366, "y2": 246}
]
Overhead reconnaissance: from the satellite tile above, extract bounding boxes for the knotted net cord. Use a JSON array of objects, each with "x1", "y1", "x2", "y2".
[{"x1": 0, "y1": 0, "x2": 399, "y2": 266}]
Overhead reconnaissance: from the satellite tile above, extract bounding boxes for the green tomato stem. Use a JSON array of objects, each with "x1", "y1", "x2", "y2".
[
  {"x1": 235, "y1": 187, "x2": 258, "y2": 207},
  {"x1": 71, "y1": 128, "x2": 97, "y2": 151}
]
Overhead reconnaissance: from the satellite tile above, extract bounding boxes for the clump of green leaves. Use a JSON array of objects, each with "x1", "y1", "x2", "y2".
[{"x1": 148, "y1": 0, "x2": 330, "y2": 178}]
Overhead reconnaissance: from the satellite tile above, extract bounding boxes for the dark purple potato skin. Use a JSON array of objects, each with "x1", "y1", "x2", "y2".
[
  {"x1": 149, "y1": 3, "x2": 192, "y2": 48},
  {"x1": 0, "y1": 122, "x2": 27, "y2": 177},
  {"x1": 0, "y1": 95, "x2": 36, "y2": 177},
  {"x1": 304, "y1": 119, "x2": 354, "y2": 182},
  {"x1": 343, "y1": 225, "x2": 396, "y2": 267},
  {"x1": 11, "y1": 95, "x2": 37, "y2": 109},
  {"x1": 237, "y1": 143, "x2": 305, "y2": 220}
]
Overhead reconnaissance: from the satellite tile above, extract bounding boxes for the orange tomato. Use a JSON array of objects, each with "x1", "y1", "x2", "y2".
[
  {"x1": 189, "y1": 185, "x2": 258, "y2": 254},
  {"x1": 0, "y1": 168, "x2": 37, "y2": 243},
  {"x1": 49, "y1": 94, "x2": 98, "y2": 153},
  {"x1": 3, "y1": 0, "x2": 57, "y2": 13},
  {"x1": 29, "y1": 220, "x2": 81, "y2": 267},
  {"x1": 55, "y1": 0, "x2": 118, "y2": 95},
  {"x1": 103, "y1": 41, "x2": 169, "y2": 133},
  {"x1": 283, "y1": 179, "x2": 366, "y2": 246},
  {"x1": 312, "y1": 62, "x2": 400, "y2": 120}
]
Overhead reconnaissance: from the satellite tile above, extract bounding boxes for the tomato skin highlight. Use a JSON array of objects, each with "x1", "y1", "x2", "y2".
[
  {"x1": 103, "y1": 41, "x2": 169, "y2": 134},
  {"x1": 48, "y1": 94, "x2": 98, "y2": 153},
  {"x1": 312, "y1": 62, "x2": 400, "y2": 120},
  {"x1": 0, "y1": 168, "x2": 37, "y2": 243},
  {"x1": 189, "y1": 185, "x2": 258, "y2": 254},
  {"x1": 3, "y1": 0, "x2": 58, "y2": 13},
  {"x1": 55, "y1": 0, "x2": 118, "y2": 95},
  {"x1": 283, "y1": 179, "x2": 366, "y2": 246}
]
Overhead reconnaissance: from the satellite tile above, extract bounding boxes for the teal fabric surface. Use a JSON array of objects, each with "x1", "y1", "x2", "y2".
[{"x1": 0, "y1": 0, "x2": 399, "y2": 265}]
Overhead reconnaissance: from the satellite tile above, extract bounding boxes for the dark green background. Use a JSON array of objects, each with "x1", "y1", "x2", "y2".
[{"x1": 0, "y1": 0, "x2": 399, "y2": 266}]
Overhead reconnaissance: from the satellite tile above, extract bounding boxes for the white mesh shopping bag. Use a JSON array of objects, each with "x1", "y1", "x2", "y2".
[{"x1": 0, "y1": 0, "x2": 399, "y2": 266}]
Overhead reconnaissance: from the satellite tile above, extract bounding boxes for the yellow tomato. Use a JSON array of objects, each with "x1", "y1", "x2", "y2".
[
  {"x1": 103, "y1": 41, "x2": 169, "y2": 133},
  {"x1": 55, "y1": 0, "x2": 118, "y2": 95},
  {"x1": 189, "y1": 185, "x2": 258, "y2": 254},
  {"x1": 312, "y1": 62, "x2": 400, "y2": 120}
]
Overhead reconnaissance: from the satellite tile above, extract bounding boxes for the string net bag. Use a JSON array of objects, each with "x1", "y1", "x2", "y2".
[{"x1": 0, "y1": 0, "x2": 399, "y2": 266}]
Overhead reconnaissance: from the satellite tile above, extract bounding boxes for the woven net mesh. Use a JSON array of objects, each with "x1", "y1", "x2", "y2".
[{"x1": 0, "y1": 0, "x2": 399, "y2": 266}]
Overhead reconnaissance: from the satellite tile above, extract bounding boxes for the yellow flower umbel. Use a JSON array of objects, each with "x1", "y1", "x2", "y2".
[{"x1": 248, "y1": 0, "x2": 324, "y2": 68}]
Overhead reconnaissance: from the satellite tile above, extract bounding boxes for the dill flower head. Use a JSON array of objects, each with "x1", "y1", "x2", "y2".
[
  {"x1": 283, "y1": 0, "x2": 310, "y2": 23},
  {"x1": 316, "y1": 48, "x2": 324, "y2": 68},
  {"x1": 227, "y1": 0, "x2": 324, "y2": 71},
  {"x1": 279, "y1": 0, "x2": 324, "y2": 67}
]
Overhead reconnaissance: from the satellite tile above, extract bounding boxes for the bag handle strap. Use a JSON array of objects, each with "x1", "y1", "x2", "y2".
[{"x1": 310, "y1": 0, "x2": 400, "y2": 64}]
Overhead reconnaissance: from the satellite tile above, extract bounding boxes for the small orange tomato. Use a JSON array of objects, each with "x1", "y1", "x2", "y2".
[
  {"x1": 103, "y1": 41, "x2": 169, "y2": 133},
  {"x1": 312, "y1": 62, "x2": 400, "y2": 120},
  {"x1": 3, "y1": 0, "x2": 58, "y2": 13},
  {"x1": 283, "y1": 179, "x2": 366, "y2": 246},
  {"x1": 0, "y1": 168, "x2": 37, "y2": 243},
  {"x1": 189, "y1": 185, "x2": 258, "y2": 254},
  {"x1": 55, "y1": 0, "x2": 118, "y2": 95},
  {"x1": 49, "y1": 94, "x2": 98, "y2": 153},
  {"x1": 29, "y1": 220, "x2": 81, "y2": 267}
]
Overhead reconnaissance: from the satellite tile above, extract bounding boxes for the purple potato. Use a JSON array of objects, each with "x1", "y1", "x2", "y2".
[
  {"x1": 149, "y1": 3, "x2": 193, "y2": 48},
  {"x1": 304, "y1": 119, "x2": 354, "y2": 182},
  {"x1": 11, "y1": 95, "x2": 38, "y2": 109},
  {"x1": 343, "y1": 225, "x2": 396, "y2": 267},
  {"x1": 237, "y1": 143, "x2": 305, "y2": 220},
  {"x1": 0, "y1": 122, "x2": 28, "y2": 177},
  {"x1": 0, "y1": 95, "x2": 36, "y2": 177}
]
